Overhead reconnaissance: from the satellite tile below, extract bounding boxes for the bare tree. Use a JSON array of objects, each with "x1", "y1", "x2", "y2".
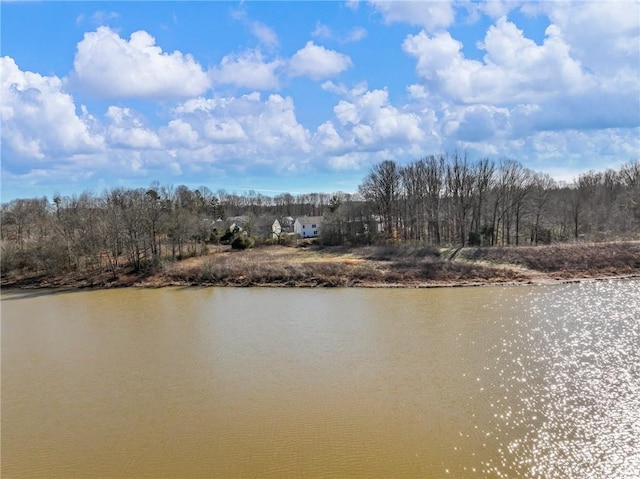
[
  {"x1": 359, "y1": 160, "x2": 402, "y2": 239},
  {"x1": 446, "y1": 152, "x2": 475, "y2": 246}
]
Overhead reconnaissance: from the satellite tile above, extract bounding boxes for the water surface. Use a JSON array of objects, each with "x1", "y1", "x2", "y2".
[{"x1": 2, "y1": 281, "x2": 638, "y2": 478}]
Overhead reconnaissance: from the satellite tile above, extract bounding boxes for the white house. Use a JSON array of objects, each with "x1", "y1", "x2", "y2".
[
  {"x1": 227, "y1": 215, "x2": 251, "y2": 233},
  {"x1": 254, "y1": 217, "x2": 282, "y2": 240},
  {"x1": 293, "y1": 216, "x2": 323, "y2": 238},
  {"x1": 271, "y1": 219, "x2": 282, "y2": 239}
]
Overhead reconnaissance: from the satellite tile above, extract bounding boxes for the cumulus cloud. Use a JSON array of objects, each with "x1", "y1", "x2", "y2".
[
  {"x1": 72, "y1": 27, "x2": 210, "y2": 99},
  {"x1": 541, "y1": 1, "x2": 639, "y2": 90},
  {"x1": 442, "y1": 104, "x2": 511, "y2": 142},
  {"x1": 105, "y1": 106, "x2": 161, "y2": 150},
  {"x1": 4, "y1": 1, "x2": 638, "y2": 197},
  {"x1": 403, "y1": 8, "x2": 639, "y2": 142},
  {"x1": 331, "y1": 86, "x2": 429, "y2": 148},
  {"x1": 370, "y1": 0, "x2": 455, "y2": 32},
  {"x1": 289, "y1": 41, "x2": 352, "y2": 80},
  {"x1": 403, "y1": 18, "x2": 594, "y2": 105},
  {"x1": 503, "y1": 128, "x2": 640, "y2": 181},
  {"x1": 475, "y1": 0, "x2": 523, "y2": 19},
  {"x1": 173, "y1": 92, "x2": 311, "y2": 162},
  {"x1": 1, "y1": 56, "x2": 103, "y2": 161},
  {"x1": 159, "y1": 119, "x2": 200, "y2": 148},
  {"x1": 210, "y1": 50, "x2": 283, "y2": 90},
  {"x1": 312, "y1": 121, "x2": 346, "y2": 152}
]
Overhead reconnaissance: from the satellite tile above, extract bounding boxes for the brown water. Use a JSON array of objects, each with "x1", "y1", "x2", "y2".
[{"x1": 2, "y1": 281, "x2": 639, "y2": 478}]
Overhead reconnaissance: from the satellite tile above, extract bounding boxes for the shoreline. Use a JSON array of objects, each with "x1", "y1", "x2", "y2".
[
  {"x1": 2, "y1": 242, "x2": 639, "y2": 292},
  {"x1": 2, "y1": 274, "x2": 638, "y2": 296}
]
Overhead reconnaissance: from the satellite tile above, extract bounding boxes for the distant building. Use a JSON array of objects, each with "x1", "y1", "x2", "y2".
[
  {"x1": 279, "y1": 216, "x2": 295, "y2": 233},
  {"x1": 293, "y1": 216, "x2": 323, "y2": 238},
  {"x1": 227, "y1": 216, "x2": 251, "y2": 233},
  {"x1": 254, "y1": 217, "x2": 282, "y2": 240}
]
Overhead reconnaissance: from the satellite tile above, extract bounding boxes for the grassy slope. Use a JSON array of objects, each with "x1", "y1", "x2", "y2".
[
  {"x1": 155, "y1": 241, "x2": 640, "y2": 288},
  {"x1": 2, "y1": 242, "x2": 639, "y2": 289}
]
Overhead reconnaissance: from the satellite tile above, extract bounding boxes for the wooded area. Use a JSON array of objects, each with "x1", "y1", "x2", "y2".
[{"x1": 1, "y1": 156, "x2": 638, "y2": 279}]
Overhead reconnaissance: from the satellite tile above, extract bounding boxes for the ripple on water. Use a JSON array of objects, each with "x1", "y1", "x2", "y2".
[{"x1": 480, "y1": 280, "x2": 640, "y2": 479}]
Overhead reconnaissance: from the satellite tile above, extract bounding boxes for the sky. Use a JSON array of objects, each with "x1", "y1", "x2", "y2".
[{"x1": 1, "y1": 0, "x2": 639, "y2": 201}]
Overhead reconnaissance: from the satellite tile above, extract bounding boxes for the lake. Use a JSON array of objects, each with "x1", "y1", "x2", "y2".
[{"x1": 2, "y1": 281, "x2": 639, "y2": 478}]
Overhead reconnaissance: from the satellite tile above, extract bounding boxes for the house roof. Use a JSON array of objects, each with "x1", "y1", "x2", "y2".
[
  {"x1": 228, "y1": 215, "x2": 251, "y2": 223},
  {"x1": 295, "y1": 216, "x2": 323, "y2": 225}
]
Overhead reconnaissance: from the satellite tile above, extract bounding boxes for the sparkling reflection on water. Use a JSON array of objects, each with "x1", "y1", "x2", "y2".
[
  {"x1": 475, "y1": 280, "x2": 640, "y2": 478},
  {"x1": 1, "y1": 280, "x2": 639, "y2": 478}
]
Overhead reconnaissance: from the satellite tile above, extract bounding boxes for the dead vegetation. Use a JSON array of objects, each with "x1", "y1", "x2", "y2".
[
  {"x1": 457, "y1": 242, "x2": 640, "y2": 278},
  {"x1": 3, "y1": 241, "x2": 638, "y2": 290},
  {"x1": 156, "y1": 241, "x2": 637, "y2": 288}
]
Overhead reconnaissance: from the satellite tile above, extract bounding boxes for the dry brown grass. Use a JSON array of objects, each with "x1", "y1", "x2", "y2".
[
  {"x1": 163, "y1": 247, "x2": 385, "y2": 287},
  {"x1": 458, "y1": 242, "x2": 640, "y2": 278},
  {"x1": 159, "y1": 244, "x2": 533, "y2": 287},
  {"x1": 6, "y1": 242, "x2": 638, "y2": 290}
]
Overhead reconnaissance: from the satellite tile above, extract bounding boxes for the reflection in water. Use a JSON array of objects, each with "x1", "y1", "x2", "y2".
[
  {"x1": 474, "y1": 281, "x2": 640, "y2": 478},
  {"x1": 1, "y1": 281, "x2": 638, "y2": 478}
]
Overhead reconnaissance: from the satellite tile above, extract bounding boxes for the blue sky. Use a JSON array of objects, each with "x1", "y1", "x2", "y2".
[{"x1": 1, "y1": 1, "x2": 639, "y2": 201}]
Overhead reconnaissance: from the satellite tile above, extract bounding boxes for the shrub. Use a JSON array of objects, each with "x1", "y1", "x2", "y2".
[
  {"x1": 468, "y1": 231, "x2": 482, "y2": 246},
  {"x1": 231, "y1": 235, "x2": 255, "y2": 250}
]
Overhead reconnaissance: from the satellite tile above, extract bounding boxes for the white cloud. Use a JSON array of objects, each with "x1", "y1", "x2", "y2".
[
  {"x1": 204, "y1": 119, "x2": 247, "y2": 143},
  {"x1": 289, "y1": 41, "x2": 352, "y2": 80},
  {"x1": 331, "y1": 87, "x2": 427, "y2": 147},
  {"x1": 475, "y1": 0, "x2": 523, "y2": 19},
  {"x1": 403, "y1": 9, "x2": 638, "y2": 141},
  {"x1": 511, "y1": 128, "x2": 640, "y2": 180},
  {"x1": 403, "y1": 31, "x2": 481, "y2": 99},
  {"x1": 541, "y1": 1, "x2": 639, "y2": 90},
  {"x1": 72, "y1": 26, "x2": 210, "y2": 99},
  {"x1": 1, "y1": 56, "x2": 103, "y2": 161},
  {"x1": 346, "y1": 0, "x2": 360, "y2": 11},
  {"x1": 210, "y1": 50, "x2": 282, "y2": 90},
  {"x1": 326, "y1": 151, "x2": 371, "y2": 170},
  {"x1": 173, "y1": 93, "x2": 311, "y2": 163},
  {"x1": 370, "y1": 0, "x2": 455, "y2": 32},
  {"x1": 321, "y1": 80, "x2": 352, "y2": 96},
  {"x1": 105, "y1": 106, "x2": 161, "y2": 150},
  {"x1": 346, "y1": 26, "x2": 367, "y2": 42},
  {"x1": 3, "y1": 1, "x2": 638, "y2": 197},
  {"x1": 312, "y1": 22, "x2": 333, "y2": 39},
  {"x1": 311, "y1": 22, "x2": 367, "y2": 43},
  {"x1": 441, "y1": 104, "x2": 511, "y2": 142},
  {"x1": 230, "y1": 7, "x2": 279, "y2": 50},
  {"x1": 160, "y1": 119, "x2": 200, "y2": 147},
  {"x1": 251, "y1": 21, "x2": 279, "y2": 49},
  {"x1": 406, "y1": 84, "x2": 429, "y2": 100},
  {"x1": 403, "y1": 17, "x2": 594, "y2": 104},
  {"x1": 313, "y1": 121, "x2": 346, "y2": 151},
  {"x1": 76, "y1": 10, "x2": 120, "y2": 26}
]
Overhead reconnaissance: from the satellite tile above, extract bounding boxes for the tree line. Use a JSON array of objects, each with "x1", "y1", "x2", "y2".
[
  {"x1": 338, "y1": 154, "x2": 639, "y2": 247},
  {"x1": 1, "y1": 156, "x2": 638, "y2": 278},
  {"x1": 0, "y1": 182, "x2": 343, "y2": 276}
]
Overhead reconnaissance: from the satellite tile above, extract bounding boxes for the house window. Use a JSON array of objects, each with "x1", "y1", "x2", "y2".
[{"x1": 312, "y1": 224, "x2": 316, "y2": 228}]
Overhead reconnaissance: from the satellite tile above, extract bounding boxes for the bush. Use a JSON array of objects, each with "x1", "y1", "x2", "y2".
[
  {"x1": 220, "y1": 228, "x2": 235, "y2": 245},
  {"x1": 468, "y1": 231, "x2": 482, "y2": 246},
  {"x1": 231, "y1": 235, "x2": 255, "y2": 250}
]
